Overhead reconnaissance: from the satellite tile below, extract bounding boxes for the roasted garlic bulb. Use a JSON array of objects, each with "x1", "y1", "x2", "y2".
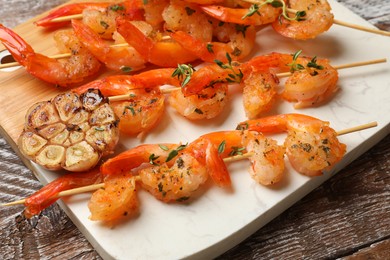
[{"x1": 18, "y1": 89, "x2": 120, "y2": 172}]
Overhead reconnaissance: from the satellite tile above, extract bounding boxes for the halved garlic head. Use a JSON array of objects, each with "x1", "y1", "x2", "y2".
[{"x1": 18, "y1": 89, "x2": 120, "y2": 172}]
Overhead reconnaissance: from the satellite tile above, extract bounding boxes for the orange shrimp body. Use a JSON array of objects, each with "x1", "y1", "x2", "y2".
[
  {"x1": 24, "y1": 168, "x2": 103, "y2": 218},
  {"x1": 100, "y1": 138, "x2": 230, "y2": 204},
  {"x1": 200, "y1": 130, "x2": 286, "y2": 186},
  {"x1": 169, "y1": 83, "x2": 229, "y2": 120},
  {"x1": 272, "y1": 0, "x2": 334, "y2": 40},
  {"x1": 35, "y1": 2, "x2": 112, "y2": 28},
  {"x1": 139, "y1": 152, "x2": 209, "y2": 202},
  {"x1": 200, "y1": 4, "x2": 281, "y2": 25},
  {"x1": 100, "y1": 143, "x2": 178, "y2": 175},
  {"x1": 242, "y1": 71, "x2": 279, "y2": 119},
  {"x1": 0, "y1": 24, "x2": 101, "y2": 87},
  {"x1": 184, "y1": 0, "x2": 225, "y2": 4},
  {"x1": 180, "y1": 64, "x2": 231, "y2": 96},
  {"x1": 143, "y1": 0, "x2": 170, "y2": 28},
  {"x1": 116, "y1": 17, "x2": 198, "y2": 67},
  {"x1": 283, "y1": 58, "x2": 339, "y2": 108},
  {"x1": 237, "y1": 114, "x2": 347, "y2": 176},
  {"x1": 163, "y1": 0, "x2": 214, "y2": 43},
  {"x1": 139, "y1": 140, "x2": 231, "y2": 202},
  {"x1": 171, "y1": 23, "x2": 256, "y2": 63},
  {"x1": 112, "y1": 88, "x2": 165, "y2": 135},
  {"x1": 71, "y1": 19, "x2": 146, "y2": 72},
  {"x1": 88, "y1": 172, "x2": 139, "y2": 222},
  {"x1": 35, "y1": 1, "x2": 145, "y2": 30},
  {"x1": 181, "y1": 52, "x2": 288, "y2": 96},
  {"x1": 243, "y1": 131, "x2": 286, "y2": 185}
]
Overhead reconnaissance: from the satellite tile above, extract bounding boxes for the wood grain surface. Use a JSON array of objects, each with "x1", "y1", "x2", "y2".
[{"x1": 0, "y1": 1, "x2": 389, "y2": 259}]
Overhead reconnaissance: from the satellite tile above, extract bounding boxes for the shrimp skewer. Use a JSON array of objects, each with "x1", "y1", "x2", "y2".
[
  {"x1": 72, "y1": 67, "x2": 231, "y2": 128},
  {"x1": 35, "y1": 1, "x2": 144, "y2": 29},
  {"x1": 237, "y1": 113, "x2": 347, "y2": 176},
  {"x1": 33, "y1": 0, "x2": 390, "y2": 39},
  {"x1": 0, "y1": 24, "x2": 101, "y2": 87},
  {"x1": 72, "y1": 53, "x2": 384, "y2": 129},
  {"x1": 4, "y1": 119, "x2": 377, "y2": 223},
  {"x1": 181, "y1": 52, "x2": 386, "y2": 115},
  {"x1": 22, "y1": 135, "x2": 230, "y2": 221},
  {"x1": 200, "y1": 0, "x2": 390, "y2": 39}
]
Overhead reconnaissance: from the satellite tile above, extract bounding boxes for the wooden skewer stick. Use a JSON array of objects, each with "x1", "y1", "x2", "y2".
[
  {"x1": 0, "y1": 121, "x2": 378, "y2": 207},
  {"x1": 107, "y1": 58, "x2": 387, "y2": 102},
  {"x1": 50, "y1": 13, "x2": 83, "y2": 22},
  {"x1": 335, "y1": 121, "x2": 378, "y2": 136},
  {"x1": 1, "y1": 183, "x2": 104, "y2": 206},
  {"x1": 333, "y1": 19, "x2": 390, "y2": 37}
]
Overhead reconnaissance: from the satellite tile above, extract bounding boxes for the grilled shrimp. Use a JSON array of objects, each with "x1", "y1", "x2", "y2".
[
  {"x1": 35, "y1": 2, "x2": 113, "y2": 28},
  {"x1": 116, "y1": 17, "x2": 198, "y2": 67},
  {"x1": 163, "y1": 0, "x2": 214, "y2": 42},
  {"x1": 35, "y1": 1, "x2": 145, "y2": 30},
  {"x1": 200, "y1": 3, "x2": 281, "y2": 25},
  {"x1": 169, "y1": 83, "x2": 229, "y2": 120},
  {"x1": 171, "y1": 21, "x2": 256, "y2": 63},
  {"x1": 0, "y1": 24, "x2": 101, "y2": 87},
  {"x1": 180, "y1": 52, "x2": 287, "y2": 96},
  {"x1": 71, "y1": 19, "x2": 146, "y2": 72},
  {"x1": 18, "y1": 89, "x2": 120, "y2": 172},
  {"x1": 272, "y1": 0, "x2": 334, "y2": 40},
  {"x1": 200, "y1": 130, "x2": 286, "y2": 185},
  {"x1": 24, "y1": 168, "x2": 103, "y2": 218},
  {"x1": 88, "y1": 172, "x2": 139, "y2": 222},
  {"x1": 242, "y1": 71, "x2": 279, "y2": 119},
  {"x1": 237, "y1": 113, "x2": 347, "y2": 176},
  {"x1": 282, "y1": 56, "x2": 339, "y2": 108}
]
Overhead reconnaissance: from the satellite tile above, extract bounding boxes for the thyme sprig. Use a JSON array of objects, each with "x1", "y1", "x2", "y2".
[
  {"x1": 242, "y1": 0, "x2": 306, "y2": 22},
  {"x1": 307, "y1": 56, "x2": 324, "y2": 70},
  {"x1": 288, "y1": 50, "x2": 325, "y2": 74},
  {"x1": 214, "y1": 53, "x2": 243, "y2": 83},
  {"x1": 218, "y1": 140, "x2": 226, "y2": 154},
  {"x1": 172, "y1": 64, "x2": 195, "y2": 87},
  {"x1": 166, "y1": 144, "x2": 188, "y2": 162},
  {"x1": 288, "y1": 50, "x2": 305, "y2": 72}
]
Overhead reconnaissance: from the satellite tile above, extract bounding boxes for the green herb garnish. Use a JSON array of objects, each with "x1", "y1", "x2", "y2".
[{"x1": 172, "y1": 64, "x2": 194, "y2": 87}]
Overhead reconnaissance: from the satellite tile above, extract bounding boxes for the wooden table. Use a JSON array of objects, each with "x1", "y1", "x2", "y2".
[{"x1": 0, "y1": 1, "x2": 389, "y2": 259}]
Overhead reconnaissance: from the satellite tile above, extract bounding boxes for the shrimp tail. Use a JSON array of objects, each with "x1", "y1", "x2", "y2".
[
  {"x1": 116, "y1": 17, "x2": 154, "y2": 61},
  {"x1": 100, "y1": 143, "x2": 177, "y2": 175},
  {"x1": 0, "y1": 24, "x2": 34, "y2": 67},
  {"x1": 237, "y1": 114, "x2": 289, "y2": 133},
  {"x1": 205, "y1": 141, "x2": 231, "y2": 188},
  {"x1": 200, "y1": 5, "x2": 280, "y2": 25},
  {"x1": 35, "y1": 2, "x2": 111, "y2": 27},
  {"x1": 116, "y1": 17, "x2": 197, "y2": 67},
  {"x1": 71, "y1": 19, "x2": 109, "y2": 60},
  {"x1": 24, "y1": 168, "x2": 103, "y2": 218},
  {"x1": 171, "y1": 31, "x2": 223, "y2": 63}
]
